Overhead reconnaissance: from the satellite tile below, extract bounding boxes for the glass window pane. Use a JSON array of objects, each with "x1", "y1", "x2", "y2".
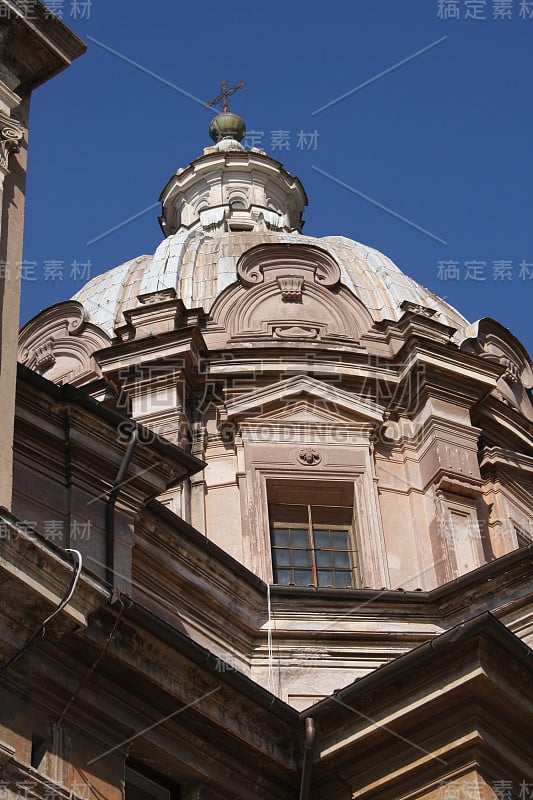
[
  {"x1": 332, "y1": 531, "x2": 350, "y2": 550},
  {"x1": 294, "y1": 570, "x2": 313, "y2": 586},
  {"x1": 273, "y1": 548, "x2": 291, "y2": 567},
  {"x1": 291, "y1": 530, "x2": 310, "y2": 548},
  {"x1": 317, "y1": 570, "x2": 334, "y2": 587},
  {"x1": 275, "y1": 569, "x2": 292, "y2": 585},
  {"x1": 293, "y1": 549, "x2": 312, "y2": 567},
  {"x1": 313, "y1": 530, "x2": 330, "y2": 549},
  {"x1": 316, "y1": 549, "x2": 332, "y2": 568},
  {"x1": 272, "y1": 528, "x2": 289, "y2": 547},
  {"x1": 335, "y1": 571, "x2": 354, "y2": 588},
  {"x1": 333, "y1": 550, "x2": 351, "y2": 568}
]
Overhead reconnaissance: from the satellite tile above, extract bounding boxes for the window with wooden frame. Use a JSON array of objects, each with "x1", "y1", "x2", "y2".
[{"x1": 268, "y1": 480, "x2": 360, "y2": 588}]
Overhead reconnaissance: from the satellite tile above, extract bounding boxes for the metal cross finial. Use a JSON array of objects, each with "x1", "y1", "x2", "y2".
[{"x1": 205, "y1": 80, "x2": 245, "y2": 112}]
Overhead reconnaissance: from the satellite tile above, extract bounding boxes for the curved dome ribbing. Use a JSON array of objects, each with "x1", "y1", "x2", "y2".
[{"x1": 72, "y1": 229, "x2": 468, "y2": 337}]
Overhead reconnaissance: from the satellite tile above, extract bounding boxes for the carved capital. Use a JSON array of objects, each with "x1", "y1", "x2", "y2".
[{"x1": 0, "y1": 112, "x2": 24, "y2": 172}]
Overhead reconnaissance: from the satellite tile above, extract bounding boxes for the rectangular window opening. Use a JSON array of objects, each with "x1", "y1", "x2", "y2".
[
  {"x1": 268, "y1": 479, "x2": 359, "y2": 589},
  {"x1": 125, "y1": 763, "x2": 179, "y2": 800},
  {"x1": 31, "y1": 734, "x2": 46, "y2": 769}
]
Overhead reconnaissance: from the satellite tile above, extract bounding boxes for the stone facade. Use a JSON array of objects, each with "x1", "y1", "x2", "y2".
[
  {"x1": 0, "y1": 0, "x2": 85, "y2": 509},
  {"x1": 1, "y1": 41, "x2": 532, "y2": 800}
]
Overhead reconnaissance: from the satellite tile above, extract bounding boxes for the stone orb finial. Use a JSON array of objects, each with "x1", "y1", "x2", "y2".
[{"x1": 209, "y1": 111, "x2": 246, "y2": 143}]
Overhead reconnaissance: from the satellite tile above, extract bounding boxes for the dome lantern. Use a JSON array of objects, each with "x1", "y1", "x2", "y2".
[{"x1": 158, "y1": 79, "x2": 307, "y2": 236}]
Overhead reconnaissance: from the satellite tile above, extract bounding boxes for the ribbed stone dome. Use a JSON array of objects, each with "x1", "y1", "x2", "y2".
[{"x1": 71, "y1": 229, "x2": 469, "y2": 337}]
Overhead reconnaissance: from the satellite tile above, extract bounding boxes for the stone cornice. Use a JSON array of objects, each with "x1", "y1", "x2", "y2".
[
  {"x1": 307, "y1": 613, "x2": 533, "y2": 786},
  {"x1": 0, "y1": 1, "x2": 86, "y2": 92},
  {"x1": 220, "y1": 374, "x2": 384, "y2": 424},
  {"x1": 476, "y1": 396, "x2": 533, "y2": 452},
  {"x1": 15, "y1": 363, "x2": 204, "y2": 481},
  {"x1": 396, "y1": 340, "x2": 504, "y2": 389},
  {"x1": 480, "y1": 446, "x2": 533, "y2": 475},
  {"x1": 95, "y1": 325, "x2": 206, "y2": 375}
]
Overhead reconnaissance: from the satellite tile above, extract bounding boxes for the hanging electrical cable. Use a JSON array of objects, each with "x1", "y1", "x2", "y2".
[
  {"x1": 0, "y1": 548, "x2": 83, "y2": 676},
  {"x1": 54, "y1": 591, "x2": 125, "y2": 728}
]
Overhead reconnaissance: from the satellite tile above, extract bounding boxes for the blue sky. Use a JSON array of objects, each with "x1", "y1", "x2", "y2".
[{"x1": 22, "y1": 0, "x2": 532, "y2": 354}]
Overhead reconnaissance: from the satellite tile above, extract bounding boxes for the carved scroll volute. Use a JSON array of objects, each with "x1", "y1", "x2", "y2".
[
  {"x1": 0, "y1": 113, "x2": 24, "y2": 172},
  {"x1": 18, "y1": 300, "x2": 111, "y2": 384},
  {"x1": 237, "y1": 243, "x2": 342, "y2": 290},
  {"x1": 314, "y1": 259, "x2": 341, "y2": 288},
  {"x1": 237, "y1": 255, "x2": 264, "y2": 287}
]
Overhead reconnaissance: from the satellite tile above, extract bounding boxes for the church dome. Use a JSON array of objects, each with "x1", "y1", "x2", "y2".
[
  {"x1": 17, "y1": 99, "x2": 533, "y2": 607},
  {"x1": 69, "y1": 107, "x2": 468, "y2": 338},
  {"x1": 72, "y1": 228, "x2": 469, "y2": 338}
]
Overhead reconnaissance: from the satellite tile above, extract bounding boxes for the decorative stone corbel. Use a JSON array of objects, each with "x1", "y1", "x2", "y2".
[
  {"x1": 499, "y1": 356, "x2": 520, "y2": 386},
  {"x1": 0, "y1": 112, "x2": 24, "y2": 172},
  {"x1": 277, "y1": 275, "x2": 304, "y2": 302}
]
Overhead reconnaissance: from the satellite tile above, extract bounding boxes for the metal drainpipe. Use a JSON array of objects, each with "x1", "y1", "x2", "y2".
[
  {"x1": 105, "y1": 429, "x2": 138, "y2": 585},
  {"x1": 299, "y1": 716, "x2": 316, "y2": 800}
]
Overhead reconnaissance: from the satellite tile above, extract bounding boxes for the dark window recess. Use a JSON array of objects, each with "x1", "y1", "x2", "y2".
[
  {"x1": 31, "y1": 734, "x2": 47, "y2": 769},
  {"x1": 125, "y1": 764, "x2": 179, "y2": 800},
  {"x1": 516, "y1": 527, "x2": 531, "y2": 548},
  {"x1": 269, "y1": 480, "x2": 360, "y2": 588}
]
